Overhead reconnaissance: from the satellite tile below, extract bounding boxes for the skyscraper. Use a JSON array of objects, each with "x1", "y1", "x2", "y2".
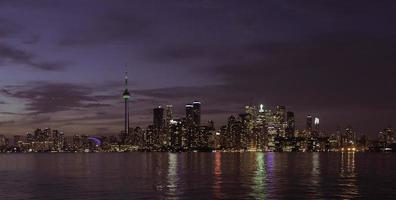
[
  {"x1": 164, "y1": 105, "x2": 173, "y2": 129},
  {"x1": 122, "y1": 72, "x2": 131, "y2": 135},
  {"x1": 306, "y1": 115, "x2": 313, "y2": 133},
  {"x1": 275, "y1": 105, "x2": 286, "y2": 123},
  {"x1": 192, "y1": 101, "x2": 201, "y2": 126},
  {"x1": 286, "y1": 111, "x2": 295, "y2": 137},
  {"x1": 153, "y1": 106, "x2": 164, "y2": 129},
  {"x1": 313, "y1": 117, "x2": 320, "y2": 137},
  {"x1": 185, "y1": 104, "x2": 194, "y2": 126},
  {"x1": 185, "y1": 101, "x2": 201, "y2": 127}
]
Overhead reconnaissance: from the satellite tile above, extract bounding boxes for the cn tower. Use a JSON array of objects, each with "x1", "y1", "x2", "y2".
[{"x1": 122, "y1": 71, "x2": 130, "y2": 135}]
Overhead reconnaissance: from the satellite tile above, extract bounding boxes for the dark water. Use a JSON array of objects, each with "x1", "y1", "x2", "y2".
[{"x1": 0, "y1": 153, "x2": 395, "y2": 199}]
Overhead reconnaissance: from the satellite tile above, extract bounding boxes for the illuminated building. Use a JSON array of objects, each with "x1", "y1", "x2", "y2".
[
  {"x1": 184, "y1": 101, "x2": 202, "y2": 149},
  {"x1": 164, "y1": 105, "x2": 173, "y2": 129},
  {"x1": 379, "y1": 127, "x2": 394, "y2": 151},
  {"x1": 313, "y1": 117, "x2": 320, "y2": 137},
  {"x1": 340, "y1": 126, "x2": 356, "y2": 151},
  {"x1": 256, "y1": 104, "x2": 265, "y2": 125},
  {"x1": 186, "y1": 101, "x2": 201, "y2": 127},
  {"x1": 245, "y1": 105, "x2": 257, "y2": 132},
  {"x1": 306, "y1": 115, "x2": 313, "y2": 136},
  {"x1": 168, "y1": 119, "x2": 184, "y2": 150},
  {"x1": 163, "y1": 105, "x2": 173, "y2": 147},
  {"x1": 185, "y1": 104, "x2": 195, "y2": 149},
  {"x1": 275, "y1": 105, "x2": 286, "y2": 123},
  {"x1": 244, "y1": 105, "x2": 258, "y2": 149}
]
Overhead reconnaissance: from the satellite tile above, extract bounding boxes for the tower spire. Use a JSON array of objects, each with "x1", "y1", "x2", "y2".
[
  {"x1": 125, "y1": 71, "x2": 128, "y2": 89},
  {"x1": 124, "y1": 63, "x2": 128, "y2": 89}
]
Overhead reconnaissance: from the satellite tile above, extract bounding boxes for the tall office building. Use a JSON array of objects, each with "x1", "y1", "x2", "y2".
[
  {"x1": 384, "y1": 127, "x2": 394, "y2": 145},
  {"x1": 153, "y1": 106, "x2": 164, "y2": 129},
  {"x1": 306, "y1": 115, "x2": 313, "y2": 132},
  {"x1": 164, "y1": 105, "x2": 173, "y2": 128},
  {"x1": 245, "y1": 105, "x2": 257, "y2": 133},
  {"x1": 192, "y1": 101, "x2": 201, "y2": 126},
  {"x1": 286, "y1": 111, "x2": 295, "y2": 137},
  {"x1": 313, "y1": 117, "x2": 320, "y2": 137},
  {"x1": 186, "y1": 101, "x2": 201, "y2": 127},
  {"x1": 379, "y1": 127, "x2": 394, "y2": 148},
  {"x1": 185, "y1": 104, "x2": 194, "y2": 126},
  {"x1": 275, "y1": 105, "x2": 286, "y2": 123},
  {"x1": 122, "y1": 72, "x2": 131, "y2": 135},
  {"x1": 344, "y1": 126, "x2": 356, "y2": 147}
]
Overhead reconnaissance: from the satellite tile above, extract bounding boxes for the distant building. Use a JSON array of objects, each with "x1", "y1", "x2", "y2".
[
  {"x1": 379, "y1": 127, "x2": 394, "y2": 150},
  {"x1": 286, "y1": 111, "x2": 295, "y2": 137},
  {"x1": 313, "y1": 117, "x2": 320, "y2": 137},
  {"x1": 164, "y1": 105, "x2": 173, "y2": 129},
  {"x1": 306, "y1": 115, "x2": 313, "y2": 135},
  {"x1": 185, "y1": 104, "x2": 194, "y2": 127},
  {"x1": 341, "y1": 126, "x2": 356, "y2": 149},
  {"x1": 275, "y1": 105, "x2": 286, "y2": 123},
  {"x1": 192, "y1": 101, "x2": 201, "y2": 126},
  {"x1": 153, "y1": 106, "x2": 164, "y2": 129}
]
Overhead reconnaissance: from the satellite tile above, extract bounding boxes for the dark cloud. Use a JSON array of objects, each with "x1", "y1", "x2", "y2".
[
  {"x1": 0, "y1": 43, "x2": 68, "y2": 71},
  {"x1": 148, "y1": 32, "x2": 396, "y2": 109},
  {"x1": 58, "y1": 12, "x2": 151, "y2": 46},
  {"x1": 0, "y1": 112, "x2": 20, "y2": 115},
  {"x1": 1, "y1": 82, "x2": 112, "y2": 114},
  {"x1": 0, "y1": 120, "x2": 15, "y2": 126},
  {"x1": 22, "y1": 35, "x2": 40, "y2": 44},
  {"x1": 0, "y1": 18, "x2": 21, "y2": 37},
  {"x1": 211, "y1": 33, "x2": 396, "y2": 108}
]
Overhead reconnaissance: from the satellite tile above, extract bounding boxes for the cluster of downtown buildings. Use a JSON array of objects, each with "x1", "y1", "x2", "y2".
[
  {"x1": 0, "y1": 73, "x2": 394, "y2": 153},
  {"x1": 117, "y1": 102, "x2": 394, "y2": 152},
  {"x1": 0, "y1": 101, "x2": 394, "y2": 153}
]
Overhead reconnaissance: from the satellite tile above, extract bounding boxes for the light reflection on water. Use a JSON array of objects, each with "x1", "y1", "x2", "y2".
[
  {"x1": 0, "y1": 153, "x2": 394, "y2": 199},
  {"x1": 310, "y1": 153, "x2": 321, "y2": 199},
  {"x1": 213, "y1": 152, "x2": 224, "y2": 199},
  {"x1": 339, "y1": 152, "x2": 359, "y2": 199},
  {"x1": 166, "y1": 153, "x2": 179, "y2": 199},
  {"x1": 251, "y1": 152, "x2": 266, "y2": 199}
]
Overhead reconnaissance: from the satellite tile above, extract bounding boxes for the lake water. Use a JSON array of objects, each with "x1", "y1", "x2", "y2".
[{"x1": 0, "y1": 152, "x2": 394, "y2": 199}]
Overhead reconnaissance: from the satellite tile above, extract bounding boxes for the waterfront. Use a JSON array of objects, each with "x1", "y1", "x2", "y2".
[{"x1": 0, "y1": 152, "x2": 395, "y2": 199}]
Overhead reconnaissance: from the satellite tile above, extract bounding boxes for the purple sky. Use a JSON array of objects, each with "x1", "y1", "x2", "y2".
[{"x1": 0, "y1": 0, "x2": 395, "y2": 137}]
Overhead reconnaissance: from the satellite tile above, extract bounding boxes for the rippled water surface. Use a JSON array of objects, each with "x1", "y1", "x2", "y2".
[{"x1": 0, "y1": 152, "x2": 395, "y2": 199}]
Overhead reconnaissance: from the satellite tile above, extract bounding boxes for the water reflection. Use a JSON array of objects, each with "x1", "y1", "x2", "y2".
[
  {"x1": 311, "y1": 153, "x2": 321, "y2": 198},
  {"x1": 251, "y1": 152, "x2": 266, "y2": 199},
  {"x1": 167, "y1": 153, "x2": 179, "y2": 199},
  {"x1": 213, "y1": 152, "x2": 224, "y2": 199},
  {"x1": 1, "y1": 153, "x2": 395, "y2": 199},
  {"x1": 340, "y1": 152, "x2": 359, "y2": 198}
]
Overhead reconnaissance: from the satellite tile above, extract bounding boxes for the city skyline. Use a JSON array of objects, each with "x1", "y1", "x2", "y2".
[
  {"x1": 0, "y1": 0, "x2": 395, "y2": 136},
  {"x1": 2, "y1": 97, "x2": 393, "y2": 153}
]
